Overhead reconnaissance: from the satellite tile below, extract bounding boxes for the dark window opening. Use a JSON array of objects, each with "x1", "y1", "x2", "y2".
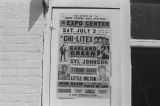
[
  {"x1": 132, "y1": 47, "x2": 160, "y2": 106},
  {"x1": 131, "y1": 2, "x2": 160, "y2": 39}
]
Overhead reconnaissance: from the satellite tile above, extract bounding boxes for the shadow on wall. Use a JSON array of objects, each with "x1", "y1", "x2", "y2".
[{"x1": 29, "y1": 0, "x2": 44, "y2": 31}]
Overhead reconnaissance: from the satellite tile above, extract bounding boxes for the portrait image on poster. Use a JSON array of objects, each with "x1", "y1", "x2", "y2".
[{"x1": 57, "y1": 13, "x2": 111, "y2": 99}]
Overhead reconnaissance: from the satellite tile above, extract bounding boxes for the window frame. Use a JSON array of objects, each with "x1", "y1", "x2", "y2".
[{"x1": 130, "y1": 39, "x2": 160, "y2": 47}]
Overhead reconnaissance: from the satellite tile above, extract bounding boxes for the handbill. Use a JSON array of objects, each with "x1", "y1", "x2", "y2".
[{"x1": 57, "y1": 13, "x2": 111, "y2": 99}]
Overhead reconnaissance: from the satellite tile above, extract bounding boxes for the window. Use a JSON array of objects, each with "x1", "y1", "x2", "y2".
[
  {"x1": 131, "y1": 1, "x2": 160, "y2": 39},
  {"x1": 132, "y1": 47, "x2": 160, "y2": 106},
  {"x1": 131, "y1": 0, "x2": 160, "y2": 106}
]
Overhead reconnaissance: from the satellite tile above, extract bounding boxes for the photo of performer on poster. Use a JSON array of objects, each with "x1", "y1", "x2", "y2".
[
  {"x1": 59, "y1": 44, "x2": 67, "y2": 62},
  {"x1": 96, "y1": 37, "x2": 109, "y2": 60},
  {"x1": 97, "y1": 65, "x2": 109, "y2": 82},
  {"x1": 58, "y1": 64, "x2": 70, "y2": 80}
]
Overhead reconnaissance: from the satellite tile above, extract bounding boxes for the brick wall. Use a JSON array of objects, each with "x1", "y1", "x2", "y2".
[{"x1": 0, "y1": 0, "x2": 43, "y2": 106}]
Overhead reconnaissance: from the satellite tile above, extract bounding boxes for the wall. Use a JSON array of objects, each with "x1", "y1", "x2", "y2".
[{"x1": 0, "y1": 0, "x2": 43, "y2": 106}]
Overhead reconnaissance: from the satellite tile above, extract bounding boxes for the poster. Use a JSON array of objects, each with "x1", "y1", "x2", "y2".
[{"x1": 57, "y1": 13, "x2": 111, "y2": 98}]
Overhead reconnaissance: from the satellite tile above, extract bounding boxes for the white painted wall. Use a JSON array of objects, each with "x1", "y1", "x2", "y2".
[
  {"x1": 0, "y1": 0, "x2": 43, "y2": 106},
  {"x1": 0, "y1": 0, "x2": 131, "y2": 106}
]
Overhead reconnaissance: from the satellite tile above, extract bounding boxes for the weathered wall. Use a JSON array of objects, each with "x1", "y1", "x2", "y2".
[{"x1": 0, "y1": 0, "x2": 43, "y2": 106}]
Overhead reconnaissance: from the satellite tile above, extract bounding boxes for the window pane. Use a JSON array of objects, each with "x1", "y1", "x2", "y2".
[
  {"x1": 131, "y1": 0, "x2": 160, "y2": 3},
  {"x1": 131, "y1": 3, "x2": 160, "y2": 39},
  {"x1": 132, "y1": 47, "x2": 160, "y2": 106}
]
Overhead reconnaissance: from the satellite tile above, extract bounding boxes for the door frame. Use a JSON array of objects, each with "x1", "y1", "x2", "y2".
[{"x1": 42, "y1": 0, "x2": 131, "y2": 106}]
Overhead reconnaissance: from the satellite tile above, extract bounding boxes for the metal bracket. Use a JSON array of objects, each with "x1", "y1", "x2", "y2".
[{"x1": 49, "y1": 22, "x2": 55, "y2": 30}]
